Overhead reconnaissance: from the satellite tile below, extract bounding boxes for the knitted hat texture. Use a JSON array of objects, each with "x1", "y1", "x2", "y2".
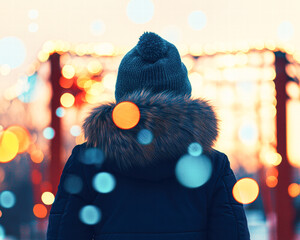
[{"x1": 115, "y1": 32, "x2": 192, "y2": 101}]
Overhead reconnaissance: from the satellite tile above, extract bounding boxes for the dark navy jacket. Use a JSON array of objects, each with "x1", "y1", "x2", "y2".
[{"x1": 47, "y1": 91, "x2": 250, "y2": 240}]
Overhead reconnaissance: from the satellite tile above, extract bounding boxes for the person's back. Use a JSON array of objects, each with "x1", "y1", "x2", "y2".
[{"x1": 47, "y1": 32, "x2": 250, "y2": 240}]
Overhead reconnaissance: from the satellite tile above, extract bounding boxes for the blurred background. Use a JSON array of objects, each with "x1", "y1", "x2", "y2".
[{"x1": 1, "y1": 0, "x2": 300, "y2": 239}]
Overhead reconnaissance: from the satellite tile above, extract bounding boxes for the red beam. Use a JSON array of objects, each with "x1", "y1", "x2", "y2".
[
  {"x1": 49, "y1": 53, "x2": 63, "y2": 195},
  {"x1": 274, "y1": 51, "x2": 294, "y2": 240}
]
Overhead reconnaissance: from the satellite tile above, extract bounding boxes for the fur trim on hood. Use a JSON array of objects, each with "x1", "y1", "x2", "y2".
[{"x1": 82, "y1": 90, "x2": 218, "y2": 174}]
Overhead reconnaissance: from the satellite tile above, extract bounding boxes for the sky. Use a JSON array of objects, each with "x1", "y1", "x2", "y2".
[{"x1": 0, "y1": 0, "x2": 299, "y2": 91}]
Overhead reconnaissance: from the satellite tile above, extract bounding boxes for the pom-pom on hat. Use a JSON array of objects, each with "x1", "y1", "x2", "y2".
[{"x1": 115, "y1": 32, "x2": 192, "y2": 101}]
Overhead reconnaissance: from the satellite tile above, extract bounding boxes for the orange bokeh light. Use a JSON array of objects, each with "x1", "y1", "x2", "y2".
[
  {"x1": 30, "y1": 149, "x2": 44, "y2": 163},
  {"x1": 33, "y1": 204, "x2": 47, "y2": 218},
  {"x1": 288, "y1": 183, "x2": 300, "y2": 198},
  {"x1": 266, "y1": 167, "x2": 278, "y2": 178},
  {"x1": 59, "y1": 77, "x2": 74, "y2": 89},
  {"x1": 112, "y1": 101, "x2": 140, "y2": 129},
  {"x1": 232, "y1": 178, "x2": 259, "y2": 204},
  {"x1": 266, "y1": 176, "x2": 278, "y2": 188},
  {"x1": 6, "y1": 126, "x2": 31, "y2": 153}
]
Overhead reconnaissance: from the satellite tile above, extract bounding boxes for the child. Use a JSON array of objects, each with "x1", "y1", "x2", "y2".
[{"x1": 47, "y1": 32, "x2": 250, "y2": 240}]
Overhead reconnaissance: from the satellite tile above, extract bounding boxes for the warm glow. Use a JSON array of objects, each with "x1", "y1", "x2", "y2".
[
  {"x1": 232, "y1": 178, "x2": 259, "y2": 204},
  {"x1": 285, "y1": 81, "x2": 299, "y2": 99},
  {"x1": 112, "y1": 101, "x2": 140, "y2": 129},
  {"x1": 287, "y1": 100, "x2": 300, "y2": 167},
  {"x1": 182, "y1": 56, "x2": 194, "y2": 72},
  {"x1": 260, "y1": 149, "x2": 282, "y2": 166},
  {"x1": 30, "y1": 149, "x2": 44, "y2": 163},
  {"x1": 76, "y1": 77, "x2": 89, "y2": 89},
  {"x1": 0, "y1": 130, "x2": 19, "y2": 163},
  {"x1": 288, "y1": 183, "x2": 300, "y2": 198},
  {"x1": 60, "y1": 93, "x2": 75, "y2": 108},
  {"x1": 33, "y1": 204, "x2": 47, "y2": 218},
  {"x1": 6, "y1": 126, "x2": 31, "y2": 153},
  {"x1": 37, "y1": 50, "x2": 49, "y2": 62},
  {"x1": 41, "y1": 192, "x2": 55, "y2": 205},
  {"x1": 266, "y1": 176, "x2": 278, "y2": 188},
  {"x1": 87, "y1": 60, "x2": 103, "y2": 74},
  {"x1": 59, "y1": 77, "x2": 73, "y2": 88},
  {"x1": 62, "y1": 65, "x2": 75, "y2": 79},
  {"x1": 266, "y1": 167, "x2": 278, "y2": 178}
]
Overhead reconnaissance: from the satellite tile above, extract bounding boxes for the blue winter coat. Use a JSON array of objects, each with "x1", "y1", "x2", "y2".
[{"x1": 47, "y1": 91, "x2": 250, "y2": 240}]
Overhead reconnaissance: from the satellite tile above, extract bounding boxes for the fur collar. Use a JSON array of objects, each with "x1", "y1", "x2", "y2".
[{"x1": 83, "y1": 90, "x2": 218, "y2": 171}]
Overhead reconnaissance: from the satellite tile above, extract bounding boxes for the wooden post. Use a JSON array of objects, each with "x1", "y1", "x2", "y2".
[
  {"x1": 49, "y1": 53, "x2": 63, "y2": 195},
  {"x1": 274, "y1": 51, "x2": 294, "y2": 240}
]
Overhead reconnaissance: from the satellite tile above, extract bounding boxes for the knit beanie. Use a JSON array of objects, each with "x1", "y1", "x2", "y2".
[{"x1": 115, "y1": 32, "x2": 192, "y2": 101}]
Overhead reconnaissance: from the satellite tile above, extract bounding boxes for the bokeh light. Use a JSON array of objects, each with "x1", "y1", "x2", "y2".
[
  {"x1": 126, "y1": 0, "x2": 154, "y2": 24},
  {"x1": 87, "y1": 60, "x2": 103, "y2": 74},
  {"x1": 41, "y1": 192, "x2": 55, "y2": 205},
  {"x1": 112, "y1": 101, "x2": 140, "y2": 129},
  {"x1": 137, "y1": 129, "x2": 153, "y2": 145},
  {"x1": 60, "y1": 93, "x2": 75, "y2": 108},
  {"x1": 93, "y1": 172, "x2": 116, "y2": 193},
  {"x1": 0, "y1": 64, "x2": 11, "y2": 76},
  {"x1": 0, "y1": 191, "x2": 16, "y2": 208},
  {"x1": 70, "y1": 125, "x2": 81, "y2": 137},
  {"x1": 80, "y1": 148, "x2": 104, "y2": 165},
  {"x1": 64, "y1": 174, "x2": 83, "y2": 194},
  {"x1": 30, "y1": 149, "x2": 44, "y2": 163},
  {"x1": 59, "y1": 77, "x2": 73, "y2": 89},
  {"x1": 28, "y1": 23, "x2": 39, "y2": 33},
  {"x1": 56, "y1": 107, "x2": 65, "y2": 118},
  {"x1": 43, "y1": 127, "x2": 55, "y2": 140},
  {"x1": 188, "y1": 11, "x2": 207, "y2": 31},
  {"x1": 175, "y1": 154, "x2": 212, "y2": 188},
  {"x1": 28, "y1": 9, "x2": 39, "y2": 20},
  {"x1": 79, "y1": 205, "x2": 101, "y2": 225},
  {"x1": 0, "y1": 36, "x2": 26, "y2": 68},
  {"x1": 62, "y1": 65, "x2": 75, "y2": 79},
  {"x1": 6, "y1": 126, "x2": 31, "y2": 153},
  {"x1": 0, "y1": 225, "x2": 5, "y2": 240},
  {"x1": 188, "y1": 142, "x2": 203, "y2": 157},
  {"x1": 33, "y1": 204, "x2": 47, "y2": 218},
  {"x1": 0, "y1": 130, "x2": 19, "y2": 163},
  {"x1": 238, "y1": 121, "x2": 258, "y2": 145},
  {"x1": 266, "y1": 176, "x2": 278, "y2": 188},
  {"x1": 277, "y1": 21, "x2": 294, "y2": 41},
  {"x1": 90, "y1": 20, "x2": 106, "y2": 36},
  {"x1": 288, "y1": 183, "x2": 300, "y2": 198},
  {"x1": 18, "y1": 73, "x2": 40, "y2": 103},
  {"x1": 232, "y1": 178, "x2": 259, "y2": 204}
]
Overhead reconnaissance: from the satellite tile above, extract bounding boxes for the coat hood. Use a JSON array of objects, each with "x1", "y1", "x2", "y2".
[{"x1": 82, "y1": 90, "x2": 218, "y2": 181}]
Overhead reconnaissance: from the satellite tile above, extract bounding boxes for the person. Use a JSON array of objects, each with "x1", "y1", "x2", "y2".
[{"x1": 47, "y1": 32, "x2": 250, "y2": 240}]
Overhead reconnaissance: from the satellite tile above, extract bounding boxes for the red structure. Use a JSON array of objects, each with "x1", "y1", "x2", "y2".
[
  {"x1": 49, "y1": 53, "x2": 63, "y2": 194},
  {"x1": 274, "y1": 52, "x2": 294, "y2": 240}
]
